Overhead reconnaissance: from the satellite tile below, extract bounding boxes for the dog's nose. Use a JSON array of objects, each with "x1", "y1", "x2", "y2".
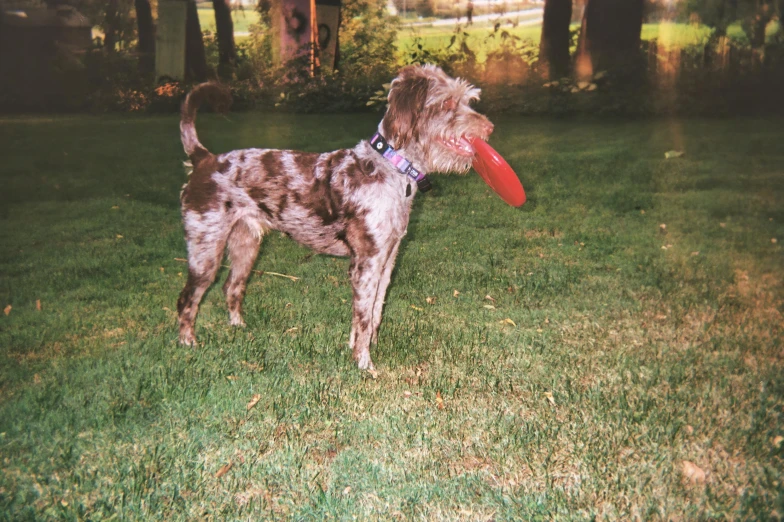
[
  {"x1": 481, "y1": 119, "x2": 494, "y2": 138},
  {"x1": 484, "y1": 120, "x2": 495, "y2": 136}
]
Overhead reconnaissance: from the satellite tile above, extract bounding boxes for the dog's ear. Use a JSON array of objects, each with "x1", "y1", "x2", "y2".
[{"x1": 382, "y1": 67, "x2": 430, "y2": 150}]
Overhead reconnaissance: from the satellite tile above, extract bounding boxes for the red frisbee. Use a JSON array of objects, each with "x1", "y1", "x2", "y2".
[{"x1": 470, "y1": 137, "x2": 526, "y2": 207}]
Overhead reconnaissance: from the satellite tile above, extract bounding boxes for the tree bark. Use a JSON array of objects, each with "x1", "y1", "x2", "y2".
[
  {"x1": 135, "y1": 0, "x2": 155, "y2": 78},
  {"x1": 538, "y1": 0, "x2": 573, "y2": 79},
  {"x1": 576, "y1": 0, "x2": 644, "y2": 75},
  {"x1": 104, "y1": 0, "x2": 119, "y2": 52},
  {"x1": 185, "y1": 0, "x2": 208, "y2": 81},
  {"x1": 212, "y1": 0, "x2": 237, "y2": 78}
]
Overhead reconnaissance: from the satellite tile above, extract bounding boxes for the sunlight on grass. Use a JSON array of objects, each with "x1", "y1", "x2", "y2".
[{"x1": 1, "y1": 114, "x2": 782, "y2": 520}]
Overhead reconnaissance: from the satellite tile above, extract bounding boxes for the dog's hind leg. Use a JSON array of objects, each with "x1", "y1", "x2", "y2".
[
  {"x1": 223, "y1": 219, "x2": 262, "y2": 327},
  {"x1": 177, "y1": 217, "x2": 229, "y2": 345}
]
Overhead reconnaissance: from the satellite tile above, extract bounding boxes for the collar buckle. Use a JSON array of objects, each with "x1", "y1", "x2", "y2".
[{"x1": 370, "y1": 133, "x2": 432, "y2": 193}]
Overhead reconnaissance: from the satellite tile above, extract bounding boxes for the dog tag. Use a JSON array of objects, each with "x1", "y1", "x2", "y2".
[{"x1": 406, "y1": 183, "x2": 412, "y2": 197}]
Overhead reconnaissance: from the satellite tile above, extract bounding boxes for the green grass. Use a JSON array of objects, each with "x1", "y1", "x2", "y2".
[
  {"x1": 197, "y1": 7, "x2": 260, "y2": 34},
  {"x1": 1, "y1": 113, "x2": 783, "y2": 519},
  {"x1": 398, "y1": 21, "x2": 782, "y2": 63}
]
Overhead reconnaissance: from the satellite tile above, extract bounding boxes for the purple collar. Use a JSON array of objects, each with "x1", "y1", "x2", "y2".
[{"x1": 370, "y1": 133, "x2": 431, "y2": 192}]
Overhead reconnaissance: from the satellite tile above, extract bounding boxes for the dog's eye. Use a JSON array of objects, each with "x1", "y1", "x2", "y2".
[{"x1": 442, "y1": 99, "x2": 457, "y2": 111}]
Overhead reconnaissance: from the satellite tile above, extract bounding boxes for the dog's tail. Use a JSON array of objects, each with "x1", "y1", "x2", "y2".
[{"x1": 180, "y1": 82, "x2": 232, "y2": 161}]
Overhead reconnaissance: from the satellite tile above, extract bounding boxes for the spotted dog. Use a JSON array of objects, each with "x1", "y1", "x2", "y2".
[{"x1": 177, "y1": 64, "x2": 494, "y2": 370}]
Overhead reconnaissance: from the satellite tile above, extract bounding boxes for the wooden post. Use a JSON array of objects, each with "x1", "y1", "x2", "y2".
[
  {"x1": 316, "y1": 0, "x2": 341, "y2": 71},
  {"x1": 271, "y1": 0, "x2": 318, "y2": 71},
  {"x1": 156, "y1": 0, "x2": 187, "y2": 81}
]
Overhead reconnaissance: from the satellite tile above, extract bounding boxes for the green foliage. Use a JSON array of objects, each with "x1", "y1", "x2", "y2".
[{"x1": 338, "y1": 0, "x2": 400, "y2": 87}]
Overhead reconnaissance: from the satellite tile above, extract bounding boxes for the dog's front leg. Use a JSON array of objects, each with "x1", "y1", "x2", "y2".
[
  {"x1": 348, "y1": 253, "x2": 389, "y2": 370},
  {"x1": 370, "y1": 239, "x2": 402, "y2": 345}
]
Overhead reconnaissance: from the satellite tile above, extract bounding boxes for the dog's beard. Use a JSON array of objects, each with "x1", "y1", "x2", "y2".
[{"x1": 417, "y1": 130, "x2": 482, "y2": 174}]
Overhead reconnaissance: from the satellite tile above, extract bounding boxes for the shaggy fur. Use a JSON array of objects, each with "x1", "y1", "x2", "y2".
[{"x1": 177, "y1": 64, "x2": 494, "y2": 370}]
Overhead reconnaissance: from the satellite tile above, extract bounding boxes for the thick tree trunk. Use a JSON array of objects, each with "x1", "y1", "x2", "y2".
[
  {"x1": 212, "y1": 0, "x2": 237, "y2": 78},
  {"x1": 135, "y1": 0, "x2": 155, "y2": 78},
  {"x1": 185, "y1": 0, "x2": 208, "y2": 81},
  {"x1": 538, "y1": 0, "x2": 572, "y2": 79},
  {"x1": 576, "y1": 0, "x2": 644, "y2": 75},
  {"x1": 104, "y1": 0, "x2": 119, "y2": 52}
]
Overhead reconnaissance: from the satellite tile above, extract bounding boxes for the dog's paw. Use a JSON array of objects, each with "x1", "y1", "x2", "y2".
[
  {"x1": 229, "y1": 315, "x2": 246, "y2": 328},
  {"x1": 355, "y1": 352, "x2": 376, "y2": 373},
  {"x1": 179, "y1": 332, "x2": 198, "y2": 346}
]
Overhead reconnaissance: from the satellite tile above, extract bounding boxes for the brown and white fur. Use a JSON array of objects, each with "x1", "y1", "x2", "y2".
[{"x1": 177, "y1": 64, "x2": 494, "y2": 370}]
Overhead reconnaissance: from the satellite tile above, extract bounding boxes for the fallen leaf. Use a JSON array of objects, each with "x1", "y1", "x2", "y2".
[
  {"x1": 500, "y1": 318, "x2": 517, "y2": 327},
  {"x1": 483, "y1": 304, "x2": 496, "y2": 310},
  {"x1": 246, "y1": 394, "x2": 262, "y2": 411},
  {"x1": 436, "y1": 391, "x2": 445, "y2": 410},
  {"x1": 685, "y1": 425, "x2": 694, "y2": 435},
  {"x1": 403, "y1": 391, "x2": 412, "y2": 398},
  {"x1": 719, "y1": 222, "x2": 726, "y2": 228},
  {"x1": 3, "y1": 305, "x2": 10, "y2": 316},
  {"x1": 60, "y1": 500, "x2": 69, "y2": 507},
  {"x1": 691, "y1": 251, "x2": 700, "y2": 256},
  {"x1": 215, "y1": 461, "x2": 233, "y2": 478},
  {"x1": 284, "y1": 326, "x2": 299, "y2": 335},
  {"x1": 772, "y1": 238, "x2": 778, "y2": 244},
  {"x1": 659, "y1": 224, "x2": 667, "y2": 234},
  {"x1": 367, "y1": 368, "x2": 379, "y2": 379},
  {"x1": 640, "y1": 209, "x2": 646, "y2": 215},
  {"x1": 484, "y1": 295, "x2": 496, "y2": 303},
  {"x1": 116, "y1": 234, "x2": 123, "y2": 239},
  {"x1": 453, "y1": 289, "x2": 460, "y2": 297},
  {"x1": 111, "y1": 205, "x2": 119, "y2": 210},
  {"x1": 226, "y1": 375, "x2": 239, "y2": 381},
  {"x1": 681, "y1": 460, "x2": 707, "y2": 484},
  {"x1": 544, "y1": 392, "x2": 556, "y2": 406},
  {"x1": 36, "y1": 300, "x2": 41, "y2": 311},
  {"x1": 426, "y1": 296, "x2": 436, "y2": 305},
  {"x1": 773, "y1": 435, "x2": 784, "y2": 448},
  {"x1": 664, "y1": 150, "x2": 685, "y2": 159},
  {"x1": 159, "y1": 267, "x2": 165, "y2": 273},
  {"x1": 342, "y1": 486, "x2": 352, "y2": 495}
]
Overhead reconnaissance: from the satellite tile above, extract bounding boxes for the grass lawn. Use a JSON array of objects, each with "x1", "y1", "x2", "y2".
[
  {"x1": 1, "y1": 113, "x2": 783, "y2": 519},
  {"x1": 397, "y1": 21, "x2": 782, "y2": 63},
  {"x1": 197, "y1": 7, "x2": 260, "y2": 34}
]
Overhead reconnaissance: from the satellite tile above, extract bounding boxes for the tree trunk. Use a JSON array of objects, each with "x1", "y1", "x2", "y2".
[
  {"x1": 135, "y1": 0, "x2": 155, "y2": 78},
  {"x1": 576, "y1": 0, "x2": 644, "y2": 76},
  {"x1": 104, "y1": 0, "x2": 119, "y2": 52},
  {"x1": 185, "y1": 0, "x2": 208, "y2": 81},
  {"x1": 212, "y1": 0, "x2": 237, "y2": 78},
  {"x1": 538, "y1": 0, "x2": 572, "y2": 79}
]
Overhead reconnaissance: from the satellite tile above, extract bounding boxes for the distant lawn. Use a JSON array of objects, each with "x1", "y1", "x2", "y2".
[
  {"x1": 397, "y1": 21, "x2": 782, "y2": 63},
  {"x1": 1, "y1": 114, "x2": 783, "y2": 519},
  {"x1": 197, "y1": 6, "x2": 260, "y2": 34}
]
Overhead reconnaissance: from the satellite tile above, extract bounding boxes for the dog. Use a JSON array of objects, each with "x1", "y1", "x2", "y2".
[{"x1": 177, "y1": 64, "x2": 494, "y2": 370}]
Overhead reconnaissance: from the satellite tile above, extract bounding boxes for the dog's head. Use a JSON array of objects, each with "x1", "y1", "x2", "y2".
[{"x1": 381, "y1": 64, "x2": 494, "y2": 174}]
